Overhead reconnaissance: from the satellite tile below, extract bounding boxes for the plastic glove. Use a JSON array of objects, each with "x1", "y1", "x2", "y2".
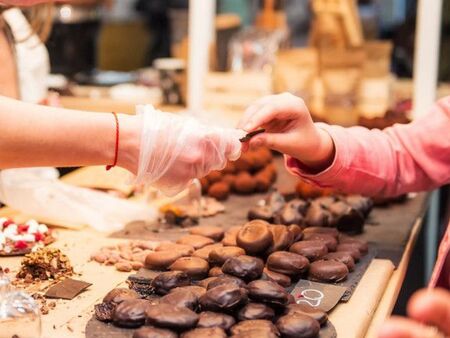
[{"x1": 135, "y1": 105, "x2": 245, "y2": 196}]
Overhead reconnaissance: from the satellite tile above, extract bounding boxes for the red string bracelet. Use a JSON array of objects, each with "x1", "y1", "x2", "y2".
[{"x1": 106, "y1": 112, "x2": 119, "y2": 171}]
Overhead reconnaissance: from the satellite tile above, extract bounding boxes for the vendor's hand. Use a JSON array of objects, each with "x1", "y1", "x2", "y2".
[
  {"x1": 237, "y1": 93, "x2": 335, "y2": 171},
  {"x1": 135, "y1": 105, "x2": 244, "y2": 196},
  {"x1": 378, "y1": 288, "x2": 450, "y2": 338}
]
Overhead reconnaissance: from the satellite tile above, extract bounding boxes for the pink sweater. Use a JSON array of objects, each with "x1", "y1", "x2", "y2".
[{"x1": 286, "y1": 97, "x2": 450, "y2": 288}]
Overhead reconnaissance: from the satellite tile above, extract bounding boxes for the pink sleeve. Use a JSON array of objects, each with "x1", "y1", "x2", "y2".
[{"x1": 286, "y1": 97, "x2": 450, "y2": 197}]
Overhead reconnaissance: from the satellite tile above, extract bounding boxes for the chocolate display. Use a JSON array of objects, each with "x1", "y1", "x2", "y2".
[
  {"x1": 181, "y1": 327, "x2": 227, "y2": 338},
  {"x1": 285, "y1": 303, "x2": 328, "y2": 325},
  {"x1": 169, "y1": 257, "x2": 209, "y2": 279},
  {"x1": 230, "y1": 319, "x2": 279, "y2": 337},
  {"x1": 323, "y1": 251, "x2": 356, "y2": 271},
  {"x1": 289, "y1": 240, "x2": 328, "y2": 262},
  {"x1": 308, "y1": 260, "x2": 349, "y2": 283},
  {"x1": 276, "y1": 313, "x2": 320, "y2": 338},
  {"x1": 145, "y1": 303, "x2": 199, "y2": 331},
  {"x1": 247, "y1": 280, "x2": 289, "y2": 306},
  {"x1": 237, "y1": 302, "x2": 275, "y2": 321},
  {"x1": 261, "y1": 267, "x2": 292, "y2": 287},
  {"x1": 236, "y1": 220, "x2": 273, "y2": 255},
  {"x1": 133, "y1": 326, "x2": 178, "y2": 338},
  {"x1": 112, "y1": 299, "x2": 150, "y2": 328},
  {"x1": 151, "y1": 271, "x2": 191, "y2": 295},
  {"x1": 192, "y1": 243, "x2": 223, "y2": 260},
  {"x1": 197, "y1": 311, "x2": 236, "y2": 331},
  {"x1": 160, "y1": 289, "x2": 198, "y2": 310},
  {"x1": 266, "y1": 251, "x2": 309, "y2": 276},
  {"x1": 145, "y1": 251, "x2": 188, "y2": 270},
  {"x1": 199, "y1": 284, "x2": 247, "y2": 312},
  {"x1": 176, "y1": 235, "x2": 215, "y2": 250},
  {"x1": 221, "y1": 255, "x2": 264, "y2": 281},
  {"x1": 189, "y1": 226, "x2": 225, "y2": 241},
  {"x1": 208, "y1": 246, "x2": 246, "y2": 265},
  {"x1": 206, "y1": 275, "x2": 247, "y2": 290}
]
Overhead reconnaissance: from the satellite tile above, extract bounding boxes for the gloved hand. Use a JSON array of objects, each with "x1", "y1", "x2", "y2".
[{"x1": 135, "y1": 105, "x2": 245, "y2": 196}]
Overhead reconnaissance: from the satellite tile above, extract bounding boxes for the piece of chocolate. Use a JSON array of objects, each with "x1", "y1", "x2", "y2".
[
  {"x1": 247, "y1": 206, "x2": 274, "y2": 223},
  {"x1": 336, "y1": 242, "x2": 367, "y2": 256},
  {"x1": 289, "y1": 240, "x2": 328, "y2": 262},
  {"x1": 177, "y1": 235, "x2": 215, "y2": 250},
  {"x1": 266, "y1": 251, "x2": 309, "y2": 276},
  {"x1": 169, "y1": 257, "x2": 209, "y2": 279},
  {"x1": 288, "y1": 224, "x2": 303, "y2": 242},
  {"x1": 328, "y1": 201, "x2": 365, "y2": 234},
  {"x1": 323, "y1": 252, "x2": 355, "y2": 271},
  {"x1": 262, "y1": 267, "x2": 291, "y2": 288},
  {"x1": 181, "y1": 327, "x2": 226, "y2": 338},
  {"x1": 170, "y1": 285, "x2": 206, "y2": 298},
  {"x1": 192, "y1": 243, "x2": 223, "y2": 261},
  {"x1": 232, "y1": 172, "x2": 257, "y2": 194},
  {"x1": 197, "y1": 277, "x2": 217, "y2": 289},
  {"x1": 112, "y1": 299, "x2": 150, "y2": 328},
  {"x1": 230, "y1": 329, "x2": 279, "y2": 338},
  {"x1": 315, "y1": 196, "x2": 337, "y2": 209},
  {"x1": 236, "y1": 220, "x2": 273, "y2": 255},
  {"x1": 207, "y1": 275, "x2": 247, "y2": 290},
  {"x1": 278, "y1": 200, "x2": 305, "y2": 225},
  {"x1": 208, "y1": 182, "x2": 230, "y2": 201},
  {"x1": 127, "y1": 275, "x2": 154, "y2": 299},
  {"x1": 133, "y1": 326, "x2": 178, "y2": 338},
  {"x1": 335, "y1": 247, "x2": 361, "y2": 262},
  {"x1": 190, "y1": 226, "x2": 225, "y2": 241},
  {"x1": 94, "y1": 302, "x2": 116, "y2": 322},
  {"x1": 344, "y1": 195, "x2": 373, "y2": 217},
  {"x1": 247, "y1": 280, "x2": 289, "y2": 306},
  {"x1": 151, "y1": 271, "x2": 191, "y2": 295},
  {"x1": 302, "y1": 226, "x2": 339, "y2": 239},
  {"x1": 209, "y1": 266, "x2": 225, "y2": 277},
  {"x1": 44, "y1": 278, "x2": 91, "y2": 300},
  {"x1": 221, "y1": 255, "x2": 264, "y2": 281},
  {"x1": 221, "y1": 226, "x2": 241, "y2": 246},
  {"x1": 156, "y1": 243, "x2": 195, "y2": 256},
  {"x1": 230, "y1": 320, "x2": 279, "y2": 337},
  {"x1": 254, "y1": 172, "x2": 272, "y2": 193},
  {"x1": 275, "y1": 313, "x2": 320, "y2": 338},
  {"x1": 209, "y1": 246, "x2": 246, "y2": 265},
  {"x1": 304, "y1": 202, "x2": 332, "y2": 228},
  {"x1": 239, "y1": 129, "x2": 266, "y2": 143},
  {"x1": 103, "y1": 288, "x2": 140, "y2": 304},
  {"x1": 285, "y1": 303, "x2": 328, "y2": 325},
  {"x1": 146, "y1": 303, "x2": 199, "y2": 331},
  {"x1": 199, "y1": 284, "x2": 247, "y2": 312},
  {"x1": 237, "y1": 302, "x2": 275, "y2": 321},
  {"x1": 197, "y1": 311, "x2": 236, "y2": 331},
  {"x1": 338, "y1": 237, "x2": 369, "y2": 254},
  {"x1": 302, "y1": 233, "x2": 338, "y2": 251},
  {"x1": 308, "y1": 260, "x2": 349, "y2": 283},
  {"x1": 145, "y1": 251, "x2": 188, "y2": 270},
  {"x1": 160, "y1": 289, "x2": 198, "y2": 310},
  {"x1": 265, "y1": 225, "x2": 295, "y2": 255}
]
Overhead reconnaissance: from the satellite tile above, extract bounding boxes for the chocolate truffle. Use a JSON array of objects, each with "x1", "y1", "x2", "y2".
[
  {"x1": 237, "y1": 302, "x2": 275, "y2": 321},
  {"x1": 302, "y1": 226, "x2": 339, "y2": 239},
  {"x1": 289, "y1": 240, "x2": 328, "y2": 262},
  {"x1": 145, "y1": 251, "x2": 188, "y2": 270},
  {"x1": 233, "y1": 172, "x2": 256, "y2": 194},
  {"x1": 170, "y1": 285, "x2": 206, "y2": 298},
  {"x1": 169, "y1": 257, "x2": 209, "y2": 279},
  {"x1": 266, "y1": 225, "x2": 295, "y2": 255},
  {"x1": 221, "y1": 255, "x2": 264, "y2": 281},
  {"x1": 197, "y1": 311, "x2": 236, "y2": 331},
  {"x1": 208, "y1": 182, "x2": 230, "y2": 201},
  {"x1": 103, "y1": 288, "x2": 140, "y2": 304},
  {"x1": 338, "y1": 238, "x2": 369, "y2": 254},
  {"x1": 160, "y1": 289, "x2": 198, "y2": 310},
  {"x1": 146, "y1": 303, "x2": 199, "y2": 331},
  {"x1": 190, "y1": 226, "x2": 225, "y2": 241},
  {"x1": 262, "y1": 267, "x2": 292, "y2": 287},
  {"x1": 323, "y1": 252, "x2": 355, "y2": 271},
  {"x1": 221, "y1": 226, "x2": 241, "y2": 246},
  {"x1": 209, "y1": 266, "x2": 225, "y2": 277},
  {"x1": 177, "y1": 235, "x2": 215, "y2": 250},
  {"x1": 302, "y1": 233, "x2": 338, "y2": 251},
  {"x1": 156, "y1": 243, "x2": 195, "y2": 256},
  {"x1": 288, "y1": 224, "x2": 303, "y2": 242},
  {"x1": 308, "y1": 260, "x2": 349, "y2": 283},
  {"x1": 181, "y1": 327, "x2": 226, "y2": 338},
  {"x1": 151, "y1": 271, "x2": 191, "y2": 295},
  {"x1": 199, "y1": 284, "x2": 247, "y2": 312},
  {"x1": 285, "y1": 303, "x2": 328, "y2": 325},
  {"x1": 193, "y1": 243, "x2": 223, "y2": 261},
  {"x1": 112, "y1": 299, "x2": 150, "y2": 328},
  {"x1": 275, "y1": 313, "x2": 320, "y2": 338},
  {"x1": 209, "y1": 246, "x2": 246, "y2": 265},
  {"x1": 207, "y1": 275, "x2": 247, "y2": 290},
  {"x1": 230, "y1": 320, "x2": 279, "y2": 337},
  {"x1": 133, "y1": 326, "x2": 178, "y2": 338},
  {"x1": 236, "y1": 220, "x2": 273, "y2": 255},
  {"x1": 247, "y1": 280, "x2": 289, "y2": 306},
  {"x1": 247, "y1": 206, "x2": 274, "y2": 223},
  {"x1": 266, "y1": 251, "x2": 309, "y2": 276}
]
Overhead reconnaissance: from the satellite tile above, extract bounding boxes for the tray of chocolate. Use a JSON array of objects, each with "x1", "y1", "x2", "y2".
[{"x1": 0, "y1": 218, "x2": 55, "y2": 256}]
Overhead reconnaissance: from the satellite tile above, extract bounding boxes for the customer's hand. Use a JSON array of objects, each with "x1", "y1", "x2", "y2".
[
  {"x1": 237, "y1": 93, "x2": 335, "y2": 171},
  {"x1": 135, "y1": 105, "x2": 244, "y2": 196},
  {"x1": 378, "y1": 288, "x2": 450, "y2": 338}
]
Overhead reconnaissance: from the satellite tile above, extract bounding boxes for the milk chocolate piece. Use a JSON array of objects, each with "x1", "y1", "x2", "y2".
[
  {"x1": 112, "y1": 299, "x2": 150, "y2": 328},
  {"x1": 289, "y1": 240, "x2": 328, "y2": 262},
  {"x1": 247, "y1": 280, "x2": 289, "y2": 306},
  {"x1": 156, "y1": 243, "x2": 195, "y2": 256},
  {"x1": 146, "y1": 303, "x2": 199, "y2": 331},
  {"x1": 221, "y1": 226, "x2": 241, "y2": 246},
  {"x1": 199, "y1": 284, "x2": 247, "y2": 312},
  {"x1": 266, "y1": 251, "x2": 309, "y2": 276},
  {"x1": 197, "y1": 311, "x2": 236, "y2": 331},
  {"x1": 177, "y1": 235, "x2": 215, "y2": 249},
  {"x1": 302, "y1": 233, "x2": 338, "y2": 251},
  {"x1": 145, "y1": 251, "x2": 188, "y2": 270},
  {"x1": 160, "y1": 289, "x2": 198, "y2": 310},
  {"x1": 328, "y1": 201, "x2": 365, "y2": 234},
  {"x1": 236, "y1": 220, "x2": 273, "y2": 255},
  {"x1": 302, "y1": 226, "x2": 339, "y2": 239},
  {"x1": 209, "y1": 246, "x2": 246, "y2": 265},
  {"x1": 221, "y1": 255, "x2": 264, "y2": 281},
  {"x1": 262, "y1": 267, "x2": 291, "y2": 287},
  {"x1": 288, "y1": 224, "x2": 303, "y2": 242},
  {"x1": 45, "y1": 278, "x2": 91, "y2": 300},
  {"x1": 169, "y1": 257, "x2": 209, "y2": 279},
  {"x1": 338, "y1": 238, "x2": 369, "y2": 254},
  {"x1": 247, "y1": 206, "x2": 274, "y2": 223},
  {"x1": 323, "y1": 252, "x2": 355, "y2": 271},
  {"x1": 103, "y1": 288, "x2": 140, "y2": 304},
  {"x1": 337, "y1": 242, "x2": 366, "y2": 256},
  {"x1": 133, "y1": 326, "x2": 178, "y2": 338},
  {"x1": 181, "y1": 327, "x2": 226, "y2": 338},
  {"x1": 276, "y1": 313, "x2": 320, "y2": 338},
  {"x1": 170, "y1": 285, "x2": 206, "y2": 298},
  {"x1": 308, "y1": 260, "x2": 349, "y2": 283},
  {"x1": 344, "y1": 195, "x2": 373, "y2": 217},
  {"x1": 239, "y1": 129, "x2": 266, "y2": 142},
  {"x1": 335, "y1": 247, "x2": 361, "y2": 262},
  {"x1": 230, "y1": 320, "x2": 279, "y2": 336},
  {"x1": 266, "y1": 225, "x2": 295, "y2": 254},
  {"x1": 237, "y1": 302, "x2": 275, "y2": 321},
  {"x1": 151, "y1": 271, "x2": 191, "y2": 295},
  {"x1": 209, "y1": 266, "x2": 225, "y2": 277},
  {"x1": 285, "y1": 303, "x2": 328, "y2": 325},
  {"x1": 304, "y1": 202, "x2": 332, "y2": 228},
  {"x1": 207, "y1": 275, "x2": 247, "y2": 290},
  {"x1": 190, "y1": 226, "x2": 225, "y2": 241},
  {"x1": 193, "y1": 243, "x2": 223, "y2": 260},
  {"x1": 278, "y1": 201, "x2": 304, "y2": 225}
]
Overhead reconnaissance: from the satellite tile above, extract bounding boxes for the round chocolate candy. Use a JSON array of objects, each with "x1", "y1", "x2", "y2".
[
  {"x1": 192, "y1": 243, "x2": 223, "y2": 261},
  {"x1": 237, "y1": 302, "x2": 275, "y2": 321},
  {"x1": 209, "y1": 246, "x2": 246, "y2": 265},
  {"x1": 207, "y1": 275, "x2": 247, "y2": 290},
  {"x1": 145, "y1": 303, "x2": 199, "y2": 331},
  {"x1": 288, "y1": 224, "x2": 303, "y2": 242},
  {"x1": 285, "y1": 303, "x2": 328, "y2": 325},
  {"x1": 262, "y1": 267, "x2": 291, "y2": 288},
  {"x1": 181, "y1": 327, "x2": 226, "y2": 338},
  {"x1": 156, "y1": 243, "x2": 195, "y2": 256},
  {"x1": 151, "y1": 271, "x2": 191, "y2": 295},
  {"x1": 323, "y1": 251, "x2": 355, "y2": 272},
  {"x1": 302, "y1": 233, "x2": 338, "y2": 251},
  {"x1": 189, "y1": 225, "x2": 225, "y2": 241},
  {"x1": 145, "y1": 251, "x2": 188, "y2": 270},
  {"x1": 103, "y1": 288, "x2": 140, "y2": 304},
  {"x1": 289, "y1": 240, "x2": 328, "y2": 262},
  {"x1": 338, "y1": 237, "x2": 369, "y2": 254},
  {"x1": 170, "y1": 285, "x2": 206, "y2": 298},
  {"x1": 209, "y1": 266, "x2": 225, "y2": 277},
  {"x1": 112, "y1": 299, "x2": 150, "y2": 328},
  {"x1": 199, "y1": 284, "x2": 247, "y2": 312},
  {"x1": 176, "y1": 235, "x2": 215, "y2": 249},
  {"x1": 221, "y1": 255, "x2": 264, "y2": 281},
  {"x1": 169, "y1": 257, "x2": 209, "y2": 279},
  {"x1": 197, "y1": 311, "x2": 236, "y2": 331},
  {"x1": 276, "y1": 313, "x2": 320, "y2": 338},
  {"x1": 160, "y1": 289, "x2": 198, "y2": 310},
  {"x1": 133, "y1": 326, "x2": 178, "y2": 338},
  {"x1": 302, "y1": 226, "x2": 339, "y2": 239},
  {"x1": 221, "y1": 226, "x2": 241, "y2": 246},
  {"x1": 265, "y1": 224, "x2": 295, "y2": 254},
  {"x1": 247, "y1": 280, "x2": 289, "y2": 306},
  {"x1": 266, "y1": 251, "x2": 309, "y2": 276},
  {"x1": 230, "y1": 320, "x2": 279, "y2": 337},
  {"x1": 236, "y1": 220, "x2": 273, "y2": 255},
  {"x1": 308, "y1": 260, "x2": 349, "y2": 283}
]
